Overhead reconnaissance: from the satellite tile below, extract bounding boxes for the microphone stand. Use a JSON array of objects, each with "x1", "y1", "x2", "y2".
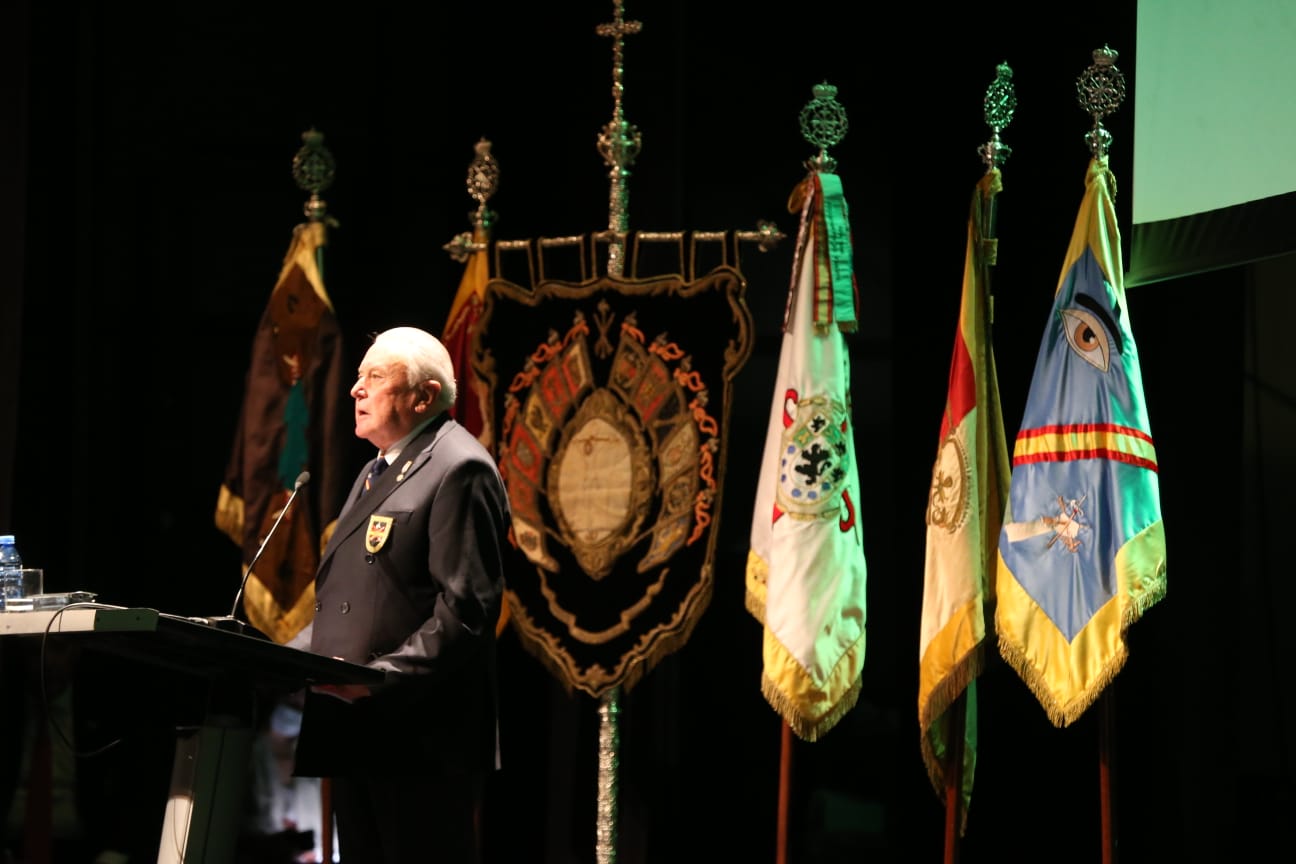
[{"x1": 203, "y1": 471, "x2": 311, "y2": 634}]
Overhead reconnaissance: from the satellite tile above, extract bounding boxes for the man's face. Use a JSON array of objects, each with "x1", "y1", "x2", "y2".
[{"x1": 351, "y1": 348, "x2": 426, "y2": 451}]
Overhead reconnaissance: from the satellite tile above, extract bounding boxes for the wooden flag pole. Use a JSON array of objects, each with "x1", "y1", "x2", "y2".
[
  {"x1": 321, "y1": 778, "x2": 333, "y2": 863},
  {"x1": 776, "y1": 721, "x2": 792, "y2": 864},
  {"x1": 941, "y1": 694, "x2": 967, "y2": 864},
  {"x1": 1099, "y1": 690, "x2": 1118, "y2": 864}
]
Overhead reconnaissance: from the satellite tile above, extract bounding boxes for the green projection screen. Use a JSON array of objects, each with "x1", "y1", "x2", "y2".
[{"x1": 1129, "y1": 0, "x2": 1296, "y2": 286}]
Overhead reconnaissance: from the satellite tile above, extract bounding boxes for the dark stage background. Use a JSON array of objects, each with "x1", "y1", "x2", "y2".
[{"x1": 2, "y1": 1, "x2": 1290, "y2": 862}]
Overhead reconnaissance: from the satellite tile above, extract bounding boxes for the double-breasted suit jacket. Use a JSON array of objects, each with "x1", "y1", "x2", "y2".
[{"x1": 295, "y1": 413, "x2": 510, "y2": 779}]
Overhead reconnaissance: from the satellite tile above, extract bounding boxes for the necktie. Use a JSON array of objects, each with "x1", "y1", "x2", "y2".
[{"x1": 365, "y1": 455, "x2": 388, "y2": 493}]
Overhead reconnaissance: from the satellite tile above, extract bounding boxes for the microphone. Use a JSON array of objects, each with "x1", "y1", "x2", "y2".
[{"x1": 205, "y1": 470, "x2": 311, "y2": 634}]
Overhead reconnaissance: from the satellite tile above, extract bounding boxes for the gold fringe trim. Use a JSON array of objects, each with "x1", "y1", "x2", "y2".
[
  {"x1": 997, "y1": 631, "x2": 1127, "y2": 728},
  {"x1": 918, "y1": 644, "x2": 983, "y2": 799},
  {"x1": 244, "y1": 574, "x2": 318, "y2": 645},
  {"x1": 213, "y1": 485, "x2": 245, "y2": 548},
  {"x1": 762, "y1": 670, "x2": 862, "y2": 743},
  {"x1": 759, "y1": 598, "x2": 866, "y2": 742},
  {"x1": 997, "y1": 519, "x2": 1167, "y2": 728},
  {"x1": 1118, "y1": 519, "x2": 1168, "y2": 628},
  {"x1": 744, "y1": 548, "x2": 768, "y2": 623}
]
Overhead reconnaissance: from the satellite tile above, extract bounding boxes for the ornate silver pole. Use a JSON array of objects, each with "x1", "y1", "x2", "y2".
[
  {"x1": 1076, "y1": 45, "x2": 1126, "y2": 160},
  {"x1": 977, "y1": 62, "x2": 1016, "y2": 326},
  {"x1": 466, "y1": 137, "x2": 499, "y2": 234},
  {"x1": 592, "y1": 4, "x2": 641, "y2": 862},
  {"x1": 595, "y1": 686, "x2": 620, "y2": 864},
  {"x1": 292, "y1": 127, "x2": 337, "y2": 277},
  {"x1": 595, "y1": 0, "x2": 642, "y2": 279},
  {"x1": 292, "y1": 127, "x2": 336, "y2": 223},
  {"x1": 978, "y1": 62, "x2": 1016, "y2": 174},
  {"x1": 798, "y1": 81, "x2": 847, "y2": 175},
  {"x1": 443, "y1": 138, "x2": 499, "y2": 262}
]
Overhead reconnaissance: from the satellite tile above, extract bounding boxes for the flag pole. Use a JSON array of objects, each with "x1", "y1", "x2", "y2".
[
  {"x1": 937, "y1": 63, "x2": 1015, "y2": 864},
  {"x1": 593, "y1": 3, "x2": 642, "y2": 862},
  {"x1": 1100, "y1": 690, "x2": 1119, "y2": 864},
  {"x1": 291, "y1": 127, "x2": 339, "y2": 864},
  {"x1": 1074, "y1": 45, "x2": 1127, "y2": 864},
  {"x1": 941, "y1": 702, "x2": 965, "y2": 864},
  {"x1": 776, "y1": 721, "x2": 791, "y2": 864}
]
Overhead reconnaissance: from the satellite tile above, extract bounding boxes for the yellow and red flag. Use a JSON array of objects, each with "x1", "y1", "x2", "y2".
[
  {"x1": 442, "y1": 222, "x2": 492, "y2": 447},
  {"x1": 442, "y1": 221, "x2": 510, "y2": 637},
  {"x1": 995, "y1": 156, "x2": 1167, "y2": 726},
  {"x1": 918, "y1": 168, "x2": 1010, "y2": 832},
  {"x1": 745, "y1": 171, "x2": 867, "y2": 741}
]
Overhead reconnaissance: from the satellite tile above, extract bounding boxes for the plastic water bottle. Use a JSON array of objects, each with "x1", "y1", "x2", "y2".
[{"x1": 0, "y1": 534, "x2": 22, "y2": 609}]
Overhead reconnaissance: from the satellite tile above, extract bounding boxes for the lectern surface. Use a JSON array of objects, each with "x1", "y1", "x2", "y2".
[{"x1": 0, "y1": 605, "x2": 383, "y2": 691}]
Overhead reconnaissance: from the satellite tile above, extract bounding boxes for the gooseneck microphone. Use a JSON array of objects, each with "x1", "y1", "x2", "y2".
[{"x1": 205, "y1": 470, "x2": 311, "y2": 634}]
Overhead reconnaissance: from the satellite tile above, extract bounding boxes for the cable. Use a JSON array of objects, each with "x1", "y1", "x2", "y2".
[{"x1": 39, "y1": 602, "x2": 133, "y2": 759}]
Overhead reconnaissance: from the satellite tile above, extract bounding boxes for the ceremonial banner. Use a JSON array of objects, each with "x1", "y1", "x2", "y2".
[
  {"x1": 473, "y1": 251, "x2": 753, "y2": 696},
  {"x1": 918, "y1": 168, "x2": 1009, "y2": 831},
  {"x1": 215, "y1": 221, "x2": 349, "y2": 644},
  {"x1": 745, "y1": 172, "x2": 867, "y2": 741},
  {"x1": 996, "y1": 157, "x2": 1167, "y2": 726}
]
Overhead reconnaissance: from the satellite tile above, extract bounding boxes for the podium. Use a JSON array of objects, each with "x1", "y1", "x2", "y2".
[{"x1": 0, "y1": 605, "x2": 383, "y2": 864}]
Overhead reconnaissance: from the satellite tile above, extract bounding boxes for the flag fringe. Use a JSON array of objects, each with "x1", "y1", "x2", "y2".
[
  {"x1": 1123, "y1": 582, "x2": 1167, "y2": 629},
  {"x1": 996, "y1": 632, "x2": 1128, "y2": 728},
  {"x1": 244, "y1": 576, "x2": 317, "y2": 644},
  {"x1": 744, "y1": 549, "x2": 768, "y2": 624},
  {"x1": 214, "y1": 484, "x2": 245, "y2": 547},
  {"x1": 996, "y1": 520, "x2": 1166, "y2": 728},
  {"x1": 761, "y1": 670, "x2": 862, "y2": 743},
  {"x1": 918, "y1": 644, "x2": 983, "y2": 796},
  {"x1": 1119, "y1": 521, "x2": 1168, "y2": 626}
]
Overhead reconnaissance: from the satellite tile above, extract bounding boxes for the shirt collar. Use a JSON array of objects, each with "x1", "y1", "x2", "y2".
[{"x1": 377, "y1": 414, "x2": 438, "y2": 465}]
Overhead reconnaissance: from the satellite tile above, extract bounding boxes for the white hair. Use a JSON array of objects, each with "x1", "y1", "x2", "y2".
[{"x1": 368, "y1": 326, "x2": 457, "y2": 413}]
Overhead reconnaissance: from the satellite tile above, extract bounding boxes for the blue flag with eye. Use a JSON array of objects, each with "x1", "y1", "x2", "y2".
[{"x1": 995, "y1": 156, "x2": 1167, "y2": 727}]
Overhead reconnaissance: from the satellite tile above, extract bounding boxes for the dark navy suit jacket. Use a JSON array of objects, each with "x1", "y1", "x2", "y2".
[{"x1": 295, "y1": 413, "x2": 509, "y2": 779}]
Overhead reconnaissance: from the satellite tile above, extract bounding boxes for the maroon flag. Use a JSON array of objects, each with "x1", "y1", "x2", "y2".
[{"x1": 215, "y1": 221, "x2": 348, "y2": 644}]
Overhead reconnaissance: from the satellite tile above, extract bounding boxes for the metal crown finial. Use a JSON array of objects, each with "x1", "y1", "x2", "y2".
[
  {"x1": 799, "y1": 81, "x2": 848, "y2": 174},
  {"x1": 292, "y1": 128, "x2": 336, "y2": 222},
  {"x1": 1076, "y1": 45, "x2": 1126, "y2": 158},
  {"x1": 443, "y1": 139, "x2": 499, "y2": 263},
  {"x1": 467, "y1": 137, "x2": 499, "y2": 232},
  {"x1": 978, "y1": 62, "x2": 1016, "y2": 170}
]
